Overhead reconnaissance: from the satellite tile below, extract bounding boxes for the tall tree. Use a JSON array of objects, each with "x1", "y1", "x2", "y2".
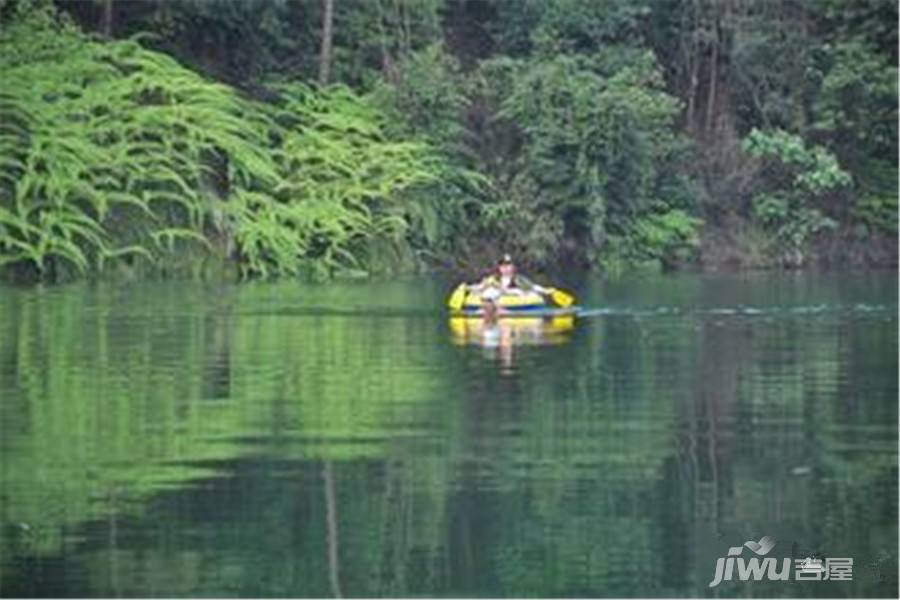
[
  {"x1": 319, "y1": 0, "x2": 334, "y2": 85},
  {"x1": 100, "y1": 0, "x2": 112, "y2": 38}
]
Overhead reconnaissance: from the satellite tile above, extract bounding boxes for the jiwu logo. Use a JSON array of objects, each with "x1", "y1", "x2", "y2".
[{"x1": 708, "y1": 536, "x2": 790, "y2": 587}]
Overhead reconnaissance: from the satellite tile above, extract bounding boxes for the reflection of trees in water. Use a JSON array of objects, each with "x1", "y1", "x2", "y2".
[
  {"x1": 0, "y1": 281, "x2": 457, "y2": 595},
  {"x1": 667, "y1": 314, "x2": 897, "y2": 594},
  {"x1": 323, "y1": 460, "x2": 342, "y2": 598},
  {"x1": 0, "y1": 282, "x2": 895, "y2": 597},
  {"x1": 202, "y1": 304, "x2": 233, "y2": 402},
  {"x1": 107, "y1": 484, "x2": 121, "y2": 599}
]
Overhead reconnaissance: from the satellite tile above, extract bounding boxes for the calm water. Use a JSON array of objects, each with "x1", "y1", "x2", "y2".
[{"x1": 0, "y1": 271, "x2": 897, "y2": 598}]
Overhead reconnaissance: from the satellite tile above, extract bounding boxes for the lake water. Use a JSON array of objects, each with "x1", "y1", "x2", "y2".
[{"x1": 0, "y1": 270, "x2": 897, "y2": 597}]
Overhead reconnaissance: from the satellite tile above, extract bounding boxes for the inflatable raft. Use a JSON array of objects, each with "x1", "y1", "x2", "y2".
[{"x1": 448, "y1": 287, "x2": 578, "y2": 316}]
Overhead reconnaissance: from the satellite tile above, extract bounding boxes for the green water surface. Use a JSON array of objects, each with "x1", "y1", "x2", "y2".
[{"x1": 0, "y1": 270, "x2": 897, "y2": 597}]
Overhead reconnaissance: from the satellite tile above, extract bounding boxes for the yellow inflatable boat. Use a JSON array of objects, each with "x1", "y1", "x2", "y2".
[
  {"x1": 447, "y1": 285, "x2": 577, "y2": 316},
  {"x1": 461, "y1": 290, "x2": 546, "y2": 311}
]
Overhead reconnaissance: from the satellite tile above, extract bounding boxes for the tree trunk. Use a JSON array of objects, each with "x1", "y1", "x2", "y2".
[
  {"x1": 101, "y1": 0, "x2": 113, "y2": 39},
  {"x1": 686, "y1": 39, "x2": 699, "y2": 133},
  {"x1": 685, "y1": 0, "x2": 700, "y2": 134},
  {"x1": 374, "y1": 0, "x2": 397, "y2": 82},
  {"x1": 318, "y1": 0, "x2": 335, "y2": 86},
  {"x1": 705, "y1": 19, "x2": 718, "y2": 134}
]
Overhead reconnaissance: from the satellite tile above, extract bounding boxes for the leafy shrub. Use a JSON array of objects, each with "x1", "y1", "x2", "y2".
[
  {"x1": 742, "y1": 129, "x2": 849, "y2": 259},
  {"x1": 600, "y1": 208, "x2": 702, "y2": 273},
  {"x1": 751, "y1": 193, "x2": 836, "y2": 252},
  {"x1": 369, "y1": 44, "x2": 491, "y2": 264},
  {"x1": 479, "y1": 52, "x2": 685, "y2": 267},
  {"x1": 743, "y1": 129, "x2": 851, "y2": 193},
  {"x1": 852, "y1": 195, "x2": 898, "y2": 234}
]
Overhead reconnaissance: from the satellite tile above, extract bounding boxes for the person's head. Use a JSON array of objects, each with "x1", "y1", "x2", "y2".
[{"x1": 497, "y1": 253, "x2": 516, "y2": 277}]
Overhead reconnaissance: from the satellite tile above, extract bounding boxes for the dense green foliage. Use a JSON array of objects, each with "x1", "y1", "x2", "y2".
[
  {"x1": 0, "y1": 8, "x2": 274, "y2": 277},
  {"x1": 742, "y1": 128, "x2": 850, "y2": 263},
  {"x1": 0, "y1": 3, "x2": 445, "y2": 280},
  {"x1": 0, "y1": 0, "x2": 896, "y2": 280}
]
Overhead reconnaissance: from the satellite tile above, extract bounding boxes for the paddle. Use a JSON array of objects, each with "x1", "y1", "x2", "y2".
[
  {"x1": 447, "y1": 283, "x2": 468, "y2": 310},
  {"x1": 547, "y1": 287, "x2": 575, "y2": 308}
]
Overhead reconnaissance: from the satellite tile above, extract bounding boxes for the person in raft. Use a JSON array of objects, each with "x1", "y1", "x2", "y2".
[{"x1": 469, "y1": 254, "x2": 551, "y2": 303}]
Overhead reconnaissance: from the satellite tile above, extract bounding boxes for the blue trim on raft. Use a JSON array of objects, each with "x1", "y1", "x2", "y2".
[
  {"x1": 454, "y1": 306, "x2": 581, "y2": 318},
  {"x1": 460, "y1": 304, "x2": 546, "y2": 312}
]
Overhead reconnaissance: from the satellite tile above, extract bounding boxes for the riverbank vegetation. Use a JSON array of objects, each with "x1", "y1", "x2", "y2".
[{"x1": 0, "y1": 0, "x2": 896, "y2": 282}]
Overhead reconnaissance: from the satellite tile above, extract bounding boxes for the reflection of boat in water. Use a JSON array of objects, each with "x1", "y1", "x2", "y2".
[
  {"x1": 449, "y1": 313, "x2": 576, "y2": 347},
  {"x1": 447, "y1": 285, "x2": 579, "y2": 366}
]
